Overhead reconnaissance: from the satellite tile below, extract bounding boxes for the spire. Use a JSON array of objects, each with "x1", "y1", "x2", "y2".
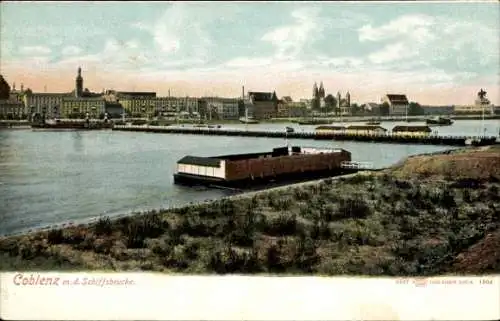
[
  {"x1": 21, "y1": 83, "x2": 24, "y2": 92},
  {"x1": 75, "y1": 66, "x2": 83, "y2": 97},
  {"x1": 313, "y1": 82, "x2": 319, "y2": 98},
  {"x1": 319, "y1": 81, "x2": 325, "y2": 98},
  {"x1": 12, "y1": 82, "x2": 16, "y2": 91}
]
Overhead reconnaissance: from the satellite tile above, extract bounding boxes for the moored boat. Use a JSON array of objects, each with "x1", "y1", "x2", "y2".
[
  {"x1": 239, "y1": 117, "x2": 259, "y2": 124},
  {"x1": 174, "y1": 146, "x2": 353, "y2": 188},
  {"x1": 426, "y1": 116, "x2": 453, "y2": 126}
]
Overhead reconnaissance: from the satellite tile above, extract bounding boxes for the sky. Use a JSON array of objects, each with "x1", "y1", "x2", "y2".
[{"x1": 1, "y1": 1, "x2": 499, "y2": 105}]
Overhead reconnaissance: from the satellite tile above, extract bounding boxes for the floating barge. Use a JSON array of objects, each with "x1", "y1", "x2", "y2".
[{"x1": 174, "y1": 146, "x2": 353, "y2": 188}]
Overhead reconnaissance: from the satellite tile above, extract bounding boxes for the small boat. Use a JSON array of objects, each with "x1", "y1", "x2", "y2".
[
  {"x1": 239, "y1": 117, "x2": 259, "y2": 124},
  {"x1": 286, "y1": 126, "x2": 294, "y2": 133},
  {"x1": 426, "y1": 116, "x2": 453, "y2": 126}
]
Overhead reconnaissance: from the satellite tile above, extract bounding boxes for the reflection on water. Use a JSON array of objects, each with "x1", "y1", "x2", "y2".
[
  {"x1": 1, "y1": 120, "x2": 496, "y2": 235},
  {"x1": 72, "y1": 131, "x2": 83, "y2": 153}
]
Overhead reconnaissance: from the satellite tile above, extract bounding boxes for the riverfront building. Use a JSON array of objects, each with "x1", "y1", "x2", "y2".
[
  {"x1": 277, "y1": 99, "x2": 308, "y2": 118},
  {"x1": 24, "y1": 92, "x2": 69, "y2": 118},
  {"x1": 246, "y1": 91, "x2": 278, "y2": 120},
  {"x1": 200, "y1": 97, "x2": 239, "y2": 120},
  {"x1": 381, "y1": 94, "x2": 409, "y2": 116},
  {"x1": 117, "y1": 91, "x2": 201, "y2": 118},
  {"x1": 0, "y1": 77, "x2": 26, "y2": 119},
  {"x1": 337, "y1": 91, "x2": 351, "y2": 116},
  {"x1": 60, "y1": 97, "x2": 106, "y2": 118}
]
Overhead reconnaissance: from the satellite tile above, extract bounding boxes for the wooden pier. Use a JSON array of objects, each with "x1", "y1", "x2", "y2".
[{"x1": 112, "y1": 125, "x2": 498, "y2": 147}]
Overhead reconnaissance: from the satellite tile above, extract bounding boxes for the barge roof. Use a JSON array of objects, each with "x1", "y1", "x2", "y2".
[{"x1": 177, "y1": 156, "x2": 221, "y2": 167}]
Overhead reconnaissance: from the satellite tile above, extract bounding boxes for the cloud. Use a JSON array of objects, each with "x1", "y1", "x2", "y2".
[
  {"x1": 368, "y1": 42, "x2": 411, "y2": 64},
  {"x1": 19, "y1": 46, "x2": 52, "y2": 55},
  {"x1": 261, "y1": 7, "x2": 321, "y2": 60},
  {"x1": 358, "y1": 14, "x2": 435, "y2": 43},
  {"x1": 61, "y1": 46, "x2": 82, "y2": 56},
  {"x1": 316, "y1": 56, "x2": 365, "y2": 68},
  {"x1": 131, "y1": 3, "x2": 213, "y2": 63},
  {"x1": 359, "y1": 14, "x2": 499, "y2": 70}
]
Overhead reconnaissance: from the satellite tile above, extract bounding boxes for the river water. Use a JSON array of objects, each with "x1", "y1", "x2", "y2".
[{"x1": 0, "y1": 119, "x2": 498, "y2": 235}]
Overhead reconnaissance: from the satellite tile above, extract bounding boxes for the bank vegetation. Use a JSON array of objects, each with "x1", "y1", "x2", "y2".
[{"x1": 1, "y1": 146, "x2": 499, "y2": 275}]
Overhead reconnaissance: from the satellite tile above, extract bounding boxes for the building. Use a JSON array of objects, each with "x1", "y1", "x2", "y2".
[
  {"x1": 312, "y1": 82, "x2": 326, "y2": 109},
  {"x1": 277, "y1": 98, "x2": 308, "y2": 118},
  {"x1": 9, "y1": 83, "x2": 25, "y2": 104},
  {"x1": 116, "y1": 91, "x2": 157, "y2": 99},
  {"x1": 118, "y1": 92, "x2": 200, "y2": 118},
  {"x1": 381, "y1": 94, "x2": 409, "y2": 116},
  {"x1": 23, "y1": 92, "x2": 70, "y2": 118},
  {"x1": 247, "y1": 91, "x2": 278, "y2": 120},
  {"x1": 0, "y1": 80, "x2": 27, "y2": 119},
  {"x1": 337, "y1": 91, "x2": 351, "y2": 115},
  {"x1": 392, "y1": 125, "x2": 432, "y2": 137},
  {"x1": 201, "y1": 97, "x2": 239, "y2": 120},
  {"x1": 345, "y1": 125, "x2": 387, "y2": 135},
  {"x1": 0, "y1": 75, "x2": 25, "y2": 119},
  {"x1": 61, "y1": 97, "x2": 106, "y2": 118}
]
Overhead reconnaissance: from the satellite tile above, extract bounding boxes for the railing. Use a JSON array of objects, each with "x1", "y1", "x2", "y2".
[{"x1": 340, "y1": 161, "x2": 374, "y2": 170}]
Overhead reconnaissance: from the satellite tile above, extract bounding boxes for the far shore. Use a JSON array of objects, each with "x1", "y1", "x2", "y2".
[{"x1": 1, "y1": 113, "x2": 499, "y2": 127}]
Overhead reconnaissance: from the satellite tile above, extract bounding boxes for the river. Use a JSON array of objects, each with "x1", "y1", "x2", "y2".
[{"x1": 0, "y1": 119, "x2": 498, "y2": 235}]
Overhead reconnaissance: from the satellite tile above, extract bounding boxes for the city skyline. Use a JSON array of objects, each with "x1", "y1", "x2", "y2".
[{"x1": 1, "y1": 1, "x2": 499, "y2": 105}]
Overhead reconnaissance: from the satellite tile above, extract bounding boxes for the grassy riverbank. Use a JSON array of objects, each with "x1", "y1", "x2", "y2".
[{"x1": 1, "y1": 146, "x2": 499, "y2": 275}]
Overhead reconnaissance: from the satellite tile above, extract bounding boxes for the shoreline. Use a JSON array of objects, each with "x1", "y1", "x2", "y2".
[{"x1": 1, "y1": 114, "x2": 499, "y2": 127}]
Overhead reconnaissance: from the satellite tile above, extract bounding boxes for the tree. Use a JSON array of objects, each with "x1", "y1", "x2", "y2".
[
  {"x1": 408, "y1": 102, "x2": 424, "y2": 116},
  {"x1": 350, "y1": 103, "x2": 361, "y2": 116},
  {"x1": 324, "y1": 94, "x2": 337, "y2": 113},
  {"x1": 379, "y1": 102, "x2": 390, "y2": 116},
  {"x1": 311, "y1": 98, "x2": 320, "y2": 111}
]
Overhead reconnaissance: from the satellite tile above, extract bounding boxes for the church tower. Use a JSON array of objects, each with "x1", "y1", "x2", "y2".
[
  {"x1": 75, "y1": 67, "x2": 83, "y2": 98},
  {"x1": 319, "y1": 81, "x2": 325, "y2": 98},
  {"x1": 336, "y1": 91, "x2": 341, "y2": 108},
  {"x1": 313, "y1": 82, "x2": 319, "y2": 99},
  {"x1": 346, "y1": 91, "x2": 351, "y2": 107}
]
